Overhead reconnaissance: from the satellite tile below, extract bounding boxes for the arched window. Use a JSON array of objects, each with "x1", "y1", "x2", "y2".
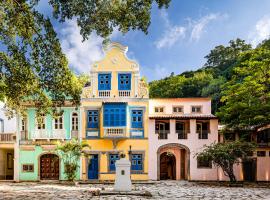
[
  {"x1": 0, "y1": 118, "x2": 4, "y2": 133},
  {"x1": 54, "y1": 115, "x2": 63, "y2": 130},
  {"x1": 72, "y1": 113, "x2": 78, "y2": 131}
]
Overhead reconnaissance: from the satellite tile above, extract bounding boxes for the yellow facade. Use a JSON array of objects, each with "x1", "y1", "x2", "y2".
[{"x1": 81, "y1": 42, "x2": 149, "y2": 180}]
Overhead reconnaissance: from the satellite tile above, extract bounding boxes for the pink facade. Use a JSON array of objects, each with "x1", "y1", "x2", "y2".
[{"x1": 148, "y1": 98, "x2": 220, "y2": 181}]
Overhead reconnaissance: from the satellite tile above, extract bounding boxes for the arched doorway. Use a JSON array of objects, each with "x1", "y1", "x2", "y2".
[
  {"x1": 160, "y1": 152, "x2": 176, "y2": 180},
  {"x1": 40, "y1": 154, "x2": 59, "y2": 180}
]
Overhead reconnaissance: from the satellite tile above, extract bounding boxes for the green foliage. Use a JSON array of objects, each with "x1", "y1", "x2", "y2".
[
  {"x1": 217, "y1": 44, "x2": 270, "y2": 130},
  {"x1": 55, "y1": 139, "x2": 89, "y2": 181},
  {"x1": 48, "y1": 0, "x2": 171, "y2": 40},
  {"x1": 196, "y1": 141, "x2": 256, "y2": 182}
]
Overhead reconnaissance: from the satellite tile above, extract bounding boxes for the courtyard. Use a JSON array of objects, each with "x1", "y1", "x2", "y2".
[{"x1": 1, "y1": 181, "x2": 270, "y2": 200}]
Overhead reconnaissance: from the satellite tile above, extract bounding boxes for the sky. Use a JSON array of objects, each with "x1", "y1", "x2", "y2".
[{"x1": 28, "y1": 1, "x2": 270, "y2": 81}]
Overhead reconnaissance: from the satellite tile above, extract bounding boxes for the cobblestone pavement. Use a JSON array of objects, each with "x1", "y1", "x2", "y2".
[{"x1": 1, "y1": 181, "x2": 270, "y2": 200}]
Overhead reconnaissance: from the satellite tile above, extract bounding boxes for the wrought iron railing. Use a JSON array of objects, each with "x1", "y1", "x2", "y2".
[{"x1": 156, "y1": 130, "x2": 170, "y2": 139}]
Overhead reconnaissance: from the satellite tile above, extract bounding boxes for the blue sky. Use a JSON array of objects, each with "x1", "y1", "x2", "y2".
[{"x1": 36, "y1": 1, "x2": 270, "y2": 81}]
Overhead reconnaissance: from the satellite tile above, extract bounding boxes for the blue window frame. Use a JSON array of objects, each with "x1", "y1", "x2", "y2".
[
  {"x1": 131, "y1": 154, "x2": 143, "y2": 171},
  {"x1": 98, "y1": 73, "x2": 111, "y2": 90},
  {"x1": 104, "y1": 103, "x2": 126, "y2": 127},
  {"x1": 131, "y1": 110, "x2": 143, "y2": 128},
  {"x1": 109, "y1": 154, "x2": 119, "y2": 171},
  {"x1": 118, "y1": 73, "x2": 131, "y2": 90},
  {"x1": 87, "y1": 110, "x2": 99, "y2": 128}
]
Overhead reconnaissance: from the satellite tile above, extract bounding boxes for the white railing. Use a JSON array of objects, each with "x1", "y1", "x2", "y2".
[
  {"x1": 104, "y1": 127, "x2": 126, "y2": 137},
  {"x1": 98, "y1": 90, "x2": 111, "y2": 97},
  {"x1": 119, "y1": 90, "x2": 131, "y2": 97},
  {"x1": 32, "y1": 129, "x2": 66, "y2": 139},
  {"x1": 0, "y1": 133, "x2": 16, "y2": 143}
]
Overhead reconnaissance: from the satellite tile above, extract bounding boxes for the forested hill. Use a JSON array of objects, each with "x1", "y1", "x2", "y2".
[{"x1": 149, "y1": 38, "x2": 253, "y2": 114}]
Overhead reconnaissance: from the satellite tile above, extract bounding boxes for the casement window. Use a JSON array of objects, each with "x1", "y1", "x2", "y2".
[
  {"x1": 22, "y1": 164, "x2": 34, "y2": 172},
  {"x1": 173, "y1": 106, "x2": 183, "y2": 113},
  {"x1": 37, "y1": 114, "x2": 45, "y2": 130},
  {"x1": 118, "y1": 73, "x2": 131, "y2": 90},
  {"x1": 72, "y1": 113, "x2": 78, "y2": 131},
  {"x1": 131, "y1": 110, "x2": 143, "y2": 128},
  {"x1": 155, "y1": 121, "x2": 170, "y2": 139},
  {"x1": 197, "y1": 157, "x2": 212, "y2": 168},
  {"x1": 192, "y1": 106, "x2": 202, "y2": 113},
  {"x1": 131, "y1": 154, "x2": 143, "y2": 171},
  {"x1": 257, "y1": 151, "x2": 266, "y2": 157},
  {"x1": 104, "y1": 103, "x2": 126, "y2": 127},
  {"x1": 197, "y1": 122, "x2": 209, "y2": 139},
  {"x1": 154, "y1": 107, "x2": 164, "y2": 113},
  {"x1": 0, "y1": 118, "x2": 3, "y2": 133},
  {"x1": 87, "y1": 110, "x2": 99, "y2": 128},
  {"x1": 98, "y1": 73, "x2": 111, "y2": 90},
  {"x1": 54, "y1": 115, "x2": 63, "y2": 129},
  {"x1": 109, "y1": 154, "x2": 120, "y2": 171},
  {"x1": 176, "y1": 122, "x2": 187, "y2": 139}
]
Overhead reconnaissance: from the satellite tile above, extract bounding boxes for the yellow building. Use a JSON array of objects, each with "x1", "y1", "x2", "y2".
[{"x1": 80, "y1": 42, "x2": 149, "y2": 181}]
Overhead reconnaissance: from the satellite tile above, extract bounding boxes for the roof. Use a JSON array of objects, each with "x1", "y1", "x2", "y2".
[{"x1": 149, "y1": 114, "x2": 218, "y2": 120}]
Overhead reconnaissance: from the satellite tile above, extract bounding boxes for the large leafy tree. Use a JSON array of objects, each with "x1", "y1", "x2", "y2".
[
  {"x1": 218, "y1": 43, "x2": 270, "y2": 129},
  {"x1": 197, "y1": 141, "x2": 256, "y2": 182},
  {"x1": 1, "y1": 0, "x2": 171, "y2": 116}
]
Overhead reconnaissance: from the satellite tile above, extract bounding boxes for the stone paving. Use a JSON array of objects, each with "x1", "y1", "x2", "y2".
[{"x1": 1, "y1": 181, "x2": 270, "y2": 200}]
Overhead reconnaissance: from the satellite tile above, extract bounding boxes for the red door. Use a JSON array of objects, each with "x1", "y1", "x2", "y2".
[{"x1": 40, "y1": 154, "x2": 59, "y2": 180}]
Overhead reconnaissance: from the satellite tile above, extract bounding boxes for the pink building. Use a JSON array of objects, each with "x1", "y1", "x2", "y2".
[{"x1": 148, "y1": 98, "x2": 220, "y2": 181}]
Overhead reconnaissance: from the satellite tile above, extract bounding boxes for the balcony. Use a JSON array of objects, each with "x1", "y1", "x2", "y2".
[
  {"x1": 176, "y1": 130, "x2": 189, "y2": 139},
  {"x1": 104, "y1": 127, "x2": 126, "y2": 138},
  {"x1": 156, "y1": 130, "x2": 170, "y2": 139},
  {"x1": 198, "y1": 130, "x2": 209, "y2": 139},
  {"x1": 257, "y1": 142, "x2": 270, "y2": 147},
  {"x1": 31, "y1": 129, "x2": 66, "y2": 140},
  {"x1": 0, "y1": 133, "x2": 16, "y2": 143},
  {"x1": 119, "y1": 90, "x2": 131, "y2": 97},
  {"x1": 98, "y1": 90, "x2": 111, "y2": 97}
]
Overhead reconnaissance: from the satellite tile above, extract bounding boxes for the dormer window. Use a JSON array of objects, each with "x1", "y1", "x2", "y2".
[
  {"x1": 155, "y1": 107, "x2": 164, "y2": 113},
  {"x1": 118, "y1": 73, "x2": 131, "y2": 90},
  {"x1": 191, "y1": 106, "x2": 202, "y2": 113},
  {"x1": 98, "y1": 73, "x2": 111, "y2": 90}
]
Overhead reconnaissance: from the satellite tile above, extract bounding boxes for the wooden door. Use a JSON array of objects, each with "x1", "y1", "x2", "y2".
[
  {"x1": 88, "y1": 154, "x2": 99, "y2": 179},
  {"x1": 243, "y1": 158, "x2": 256, "y2": 181},
  {"x1": 40, "y1": 154, "x2": 59, "y2": 180}
]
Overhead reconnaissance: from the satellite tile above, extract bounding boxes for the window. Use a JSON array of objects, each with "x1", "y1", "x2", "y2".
[
  {"x1": 173, "y1": 106, "x2": 183, "y2": 113},
  {"x1": 155, "y1": 121, "x2": 170, "y2": 139},
  {"x1": 22, "y1": 164, "x2": 34, "y2": 172},
  {"x1": 192, "y1": 106, "x2": 202, "y2": 113},
  {"x1": 104, "y1": 103, "x2": 126, "y2": 127},
  {"x1": 154, "y1": 107, "x2": 164, "y2": 113},
  {"x1": 21, "y1": 119, "x2": 26, "y2": 131},
  {"x1": 257, "y1": 151, "x2": 266, "y2": 157},
  {"x1": 118, "y1": 73, "x2": 131, "y2": 90},
  {"x1": 37, "y1": 114, "x2": 45, "y2": 130},
  {"x1": 72, "y1": 113, "x2": 78, "y2": 131},
  {"x1": 87, "y1": 110, "x2": 99, "y2": 128},
  {"x1": 131, "y1": 110, "x2": 143, "y2": 128},
  {"x1": 131, "y1": 154, "x2": 143, "y2": 171},
  {"x1": 176, "y1": 122, "x2": 187, "y2": 139},
  {"x1": 98, "y1": 73, "x2": 111, "y2": 90},
  {"x1": 0, "y1": 118, "x2": 3, "y2": 133},
  {"x1": 197, "y1": 122, "x2": 209, "y2": 139},
  {"x1": 109, "y1": 154, "x2": 120, "y2": 171},
  {"x1": 54, "y1": 115, "x2": 63, "y2": 129},
  {"x1": 197, "y1": 157, "x2": 212, "y2": 168}
]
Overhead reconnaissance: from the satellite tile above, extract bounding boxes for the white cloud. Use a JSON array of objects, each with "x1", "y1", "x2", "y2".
[
  {"x1": 155, "y1": 10, "x2": 186, "y2": 49},
  {"x1": 60, "y1": 20, "x2": 120, "y2": 73},
  {"x1": 190, "y1": 13, "x2": 223, "y2": 41},
  {"x1": 249, "y1": 16, "x2": 270, "y2": 47}
]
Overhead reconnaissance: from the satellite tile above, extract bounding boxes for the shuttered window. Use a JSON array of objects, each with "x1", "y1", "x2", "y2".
[
  {"x1": 87, "y1": 110, "x2": 99, "y2": 128},
  {"x1": 109, "y1": 154, "x2": 119, "y2": 171},
  {"x1": 131, "y1": 110, "x2": 143, "y2": 128},
  {"x1": 118, "y1": 73, "x2": 131, "y2": 90},
  {"x1": 104, "y1": 103, "x2": 126, "y2": 127},
  {"x1": 98, "y1": 73, "x2": 111, "y2": 90},
  {"x1": 131, "y1": 154, "x2": 143, "y2": 171}
]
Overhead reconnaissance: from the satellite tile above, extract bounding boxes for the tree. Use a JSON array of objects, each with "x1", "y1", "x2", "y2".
[
  {"x1": 55, "y1": 139, "x2": 89, "y2": 181},
  {"x1": 218, "y1": 44, "x2": 270, "y2": 130},
  {"x1": 196, "y1": 141, "x2": 256, "y2": 182},
  {"x1": 1, "y1": 0, "x2": 171, "y2": 115}
]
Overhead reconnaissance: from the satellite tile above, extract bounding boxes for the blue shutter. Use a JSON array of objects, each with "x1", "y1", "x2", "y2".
[
  {"x1": 103, "y1": 103, "x2": 126, "y2": 127},
  {"x1": 131, "y1": 110, "x2": 143, "y2": 128},
  {"x1": 87, "y1": 110, "x2": 99, "y2": 128},
  {"x1": 109, "y1": 154, "x2": 119, "y2": 171},
  {"x1": 98, "y1": 73, "x2": 111, "y2": 90},
  {"x1": 131, "y1": 154, "x2": 143, "y2": 170},
  {"x1": 118, "y1": 73, "x2": 131, "y2": 90}
]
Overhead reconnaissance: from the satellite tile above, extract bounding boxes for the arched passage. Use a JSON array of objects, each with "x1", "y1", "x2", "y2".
[
  {"x1": 157, "y1": 143, "x2": 190, "y2": 180},
  {"x1": 40, "y1": 154, "x2": 59, "y2": 180}
]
